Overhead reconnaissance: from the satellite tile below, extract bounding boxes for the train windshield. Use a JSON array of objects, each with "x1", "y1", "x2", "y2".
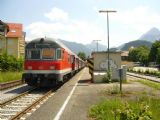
[
  {"x1": 27, "y1": 49, "x2": 40, "y2": 59},
  {"x1": 42, "y1": 48, "x2": 55, "y2": 59}
]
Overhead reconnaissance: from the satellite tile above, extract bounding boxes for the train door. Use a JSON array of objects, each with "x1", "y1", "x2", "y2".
[{"x1": 71, "y1": 55, "x2": 75, "y2": 71}]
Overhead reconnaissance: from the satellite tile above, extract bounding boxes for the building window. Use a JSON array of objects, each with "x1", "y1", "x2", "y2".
[
  {"x1": 8, "y1": 39, "x2": 14, "y2": 45},
  {"x1": 8, "y1": 50, "x2": 13, "y2": 55},
  {"x1": 10, "y1": 29, "x2": 16, "y2": 33}
]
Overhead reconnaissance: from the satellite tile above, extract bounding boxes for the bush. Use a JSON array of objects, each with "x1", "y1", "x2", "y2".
[
  {"x1": 102, "y1": 70, "x2": 112, "y2": 83},
  {"x1": 119, "y1": 102, "x2": 152, "y2": 120},
  {"x1": 0, "y1": 53, "x2": 24, "y2": 72}
]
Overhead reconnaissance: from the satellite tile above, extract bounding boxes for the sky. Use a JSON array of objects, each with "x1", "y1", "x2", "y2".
[{"x1": 1, "y1": 0, "x2": 160, "y2": 47}]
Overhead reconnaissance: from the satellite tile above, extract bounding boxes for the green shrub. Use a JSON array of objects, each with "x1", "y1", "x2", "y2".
[
  {"x1": 119, "y1": 102, "x2": 152, "y2": 120},
  {"x1": 102, "y1": 70, "x2": 112, "y2": 83},
  {"x1": 107, "y1": 84, "x2": 120, "y2": 94},
  {"x1": 0, "y1": 53, "x2": 23, "y2": 72},
  {"x1": 145, "y1": 69, "x2": 150, "y2": 74},
  {"x1": 89, "y1": 97, "x2": 157, "y2": 120}
]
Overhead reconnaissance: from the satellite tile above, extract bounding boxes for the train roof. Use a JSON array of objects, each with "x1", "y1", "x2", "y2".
[{"x1": 26, "y1": 37, "x2": 78, "y2": 56}]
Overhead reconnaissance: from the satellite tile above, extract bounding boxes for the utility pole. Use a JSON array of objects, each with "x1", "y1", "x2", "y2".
[
  {"x1": 93, "y1": 40, "x2": 101, "y2": 52},
  {"x1": 99, "y1": 10, "x2": 116, "y2": 70}
]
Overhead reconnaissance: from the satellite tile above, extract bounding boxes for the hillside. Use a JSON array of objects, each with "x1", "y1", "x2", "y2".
[
  {"x1": 138, "y1": 27, "x2": 160, "y2": 42},
  {"x1": 86, "y1": 41, "x2": 107, "y2": 52},
  {"x1": 121, "y1": 40, "x2": 152, "y2": 51},
  {"x1": 59, "y1": 39, "x2": 91, "y2": 57}
]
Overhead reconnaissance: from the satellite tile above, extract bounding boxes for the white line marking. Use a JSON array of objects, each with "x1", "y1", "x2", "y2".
[{"x1": 53, "y1": 69, "x2": 84, "y2": 120}]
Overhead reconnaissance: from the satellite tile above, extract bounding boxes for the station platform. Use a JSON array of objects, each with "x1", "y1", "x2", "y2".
[{"x1": 26, "y1": 67, "x2": 107, "y2": 120}]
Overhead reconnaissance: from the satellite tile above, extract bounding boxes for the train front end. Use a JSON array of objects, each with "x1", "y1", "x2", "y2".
[{"x1": 23, "y1": 38, "x2": 64, "y2": 87}]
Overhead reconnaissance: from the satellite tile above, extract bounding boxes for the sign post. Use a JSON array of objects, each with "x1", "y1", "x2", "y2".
[{"x1": 119, "y1": 68, "x2": 123, "y2": 94}]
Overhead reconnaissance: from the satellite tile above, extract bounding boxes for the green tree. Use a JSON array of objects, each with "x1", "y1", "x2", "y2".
[
  {"x1": 128, "y1": 46, "x2": 149, "y2": 66},
  {"x1": 77, "y1": 52, "x2": 86, "y2": 60},
  {"x1": 0, "y1": 52, "x2": 24, "y2": 71},
  {"x1": 137, "y1": 46, "x2": 150, "y2": 66},
  {"x1": 128, "y1": 47, "x2": 139, "y2": 62},
  {"x1": 156, "y1": 48, "x2": 160, "y2": 65},
  {"x1": 149, "y1": 41, "x2": 160, "y2": 62}
]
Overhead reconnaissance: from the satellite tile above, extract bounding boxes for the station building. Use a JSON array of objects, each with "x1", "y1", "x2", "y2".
[
  {"x1": 89, "y1": 51, "x2": 126, "y2": 83},
  {"x1": 0, "y1": 22, "x2": 25, "y2": 58},
  {"x1": 0, "y1": 20, "x2": 9, "y2": 53}
]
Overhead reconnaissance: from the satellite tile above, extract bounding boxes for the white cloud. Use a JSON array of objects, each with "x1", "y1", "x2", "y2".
[
  {"x1": 26, "y1": 6, "x2": 160, "y2": 47},
  {"x1": 96, "y1": 6, "x2": 160, "y2": 46},
  {"x1": 26, "y1": 20, "x2": 105, "y2": 44},
  {"x1": 111, "y1": 6, "x2": 160, "y2": 33},
  {"x1": 44, "y1": 7, "x2": 69, "y2": 21},
  {"x1": 26, "y1": 7, "x2": 105, "y2": 44}
]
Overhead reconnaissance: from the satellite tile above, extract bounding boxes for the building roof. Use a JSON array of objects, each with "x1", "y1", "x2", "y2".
[
  {"x1": 0, "y1": 20, "x2": 9, "y2": 35},
  {"x1": 6, "y1": 23, "x2": 23, "y2": 37},
  {"x1": 121, "y1": 51, "x2": 129, "y2": 57},
  {"x1": 92, "y1": 51, "x2": 121, "y2": 54}
]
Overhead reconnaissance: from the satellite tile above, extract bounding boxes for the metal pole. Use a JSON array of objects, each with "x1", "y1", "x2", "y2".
[
  {"x1": 93, "y1": 40, "x2": 101, "y2": 52},
  {"x1": 97, "y1": 41, "x2": 98, "y2": 52},
  {"x1": 99, "y1": 10, "x2": 116, "y2": 70},
  {"x1": 107, "y1": 12, "x2": 110, "y2": 70}
]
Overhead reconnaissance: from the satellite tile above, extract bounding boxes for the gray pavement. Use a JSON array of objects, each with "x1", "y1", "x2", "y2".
[
  {"x1": 26, "y1": 68, "x2": 92, "y2": 120},
  {"x1": 26, "y1": 68, "x2": 108, "y2": 120},
  {"x1": 26, "y1": 68, "x2": 160, "y2": 120}
]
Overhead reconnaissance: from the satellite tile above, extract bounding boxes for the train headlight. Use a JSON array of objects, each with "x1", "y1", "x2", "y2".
[
  {"x1": 27, "y1": 66, "x2": 32, "y2": 70},
  {"x1": 50, "y1": 66, "x2": 55, "y2": 70}
]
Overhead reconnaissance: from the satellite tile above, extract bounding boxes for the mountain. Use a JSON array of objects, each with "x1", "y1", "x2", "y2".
[
  {"x1": 138, "y1": 27, "x2": 160, "y2": 42},
  {"x1": 120, "y1": 40, "x2": 152, "y2": 51},
  {"x1": 114, "y1": 27, "x2": 160, "y2": 51},
  {"x1": 59, "y1": 39, "x2": 92, "y2": 57},
  {"x1": 86, "y1": 41, "x2": 107, "y2": 52},
  {"x1": 59, "y1": 40, "x2": 108, "y2": 57}
]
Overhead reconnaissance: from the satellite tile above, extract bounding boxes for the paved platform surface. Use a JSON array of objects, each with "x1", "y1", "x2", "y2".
[
  {"x1": 26, "y1": 67, "x2": 106, "y2": 120},
  {"x1": 26, "y1": 68, "x2": 160, "y2": 120}
]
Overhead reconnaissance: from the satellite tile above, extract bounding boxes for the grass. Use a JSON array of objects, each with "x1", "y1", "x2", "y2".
[
  {"x1": 89, "y1": 97, "x2": 160, "y2": 120},
  {"x1": 89, "y1": 81, "x2": 160, "y2": 120},
  {"x1": 137, "y1": 79, "x2": 160, "y2": 90},
  {"x1": 0, "y1": 71, "x2": 23, "y2": 83}
]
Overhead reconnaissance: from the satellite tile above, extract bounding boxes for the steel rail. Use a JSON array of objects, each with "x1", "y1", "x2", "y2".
[
  {"x1": 11, "y1": 89, "x2": 54, "y2": 120},
  {"x1": 0, "y1": 80, "x2": 24, "y2": 90},
  {"x1": 0, "y1": 87, "x2": 37, "y2": 107},
  {"x1": 127, "y1": 73, "x2": 160, "y2": 83}
]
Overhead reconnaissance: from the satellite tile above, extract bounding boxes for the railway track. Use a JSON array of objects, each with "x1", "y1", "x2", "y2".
[
  {"x1": 127, "y1": 72, "x2": 160, "y2": 83},
  {"x1": 0, "y1": 80, "x2": 24, "y2": 91},
  {"x1": 0, "y1": 87, "x2": 55, "y2": 120}
]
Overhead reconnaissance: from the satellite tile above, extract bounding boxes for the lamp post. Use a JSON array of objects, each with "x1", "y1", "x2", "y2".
[
  {"x1": 99, "y1": 10, "x2": 116, "y2": 70},
  {"x1": 93, "y1": 40, "x2": 101, "y2": 52}
]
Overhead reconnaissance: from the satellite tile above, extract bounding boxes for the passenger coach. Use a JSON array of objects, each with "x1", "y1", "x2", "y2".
[{"x1": 23, "y1": 38, "x2": 85, "y2": 87}]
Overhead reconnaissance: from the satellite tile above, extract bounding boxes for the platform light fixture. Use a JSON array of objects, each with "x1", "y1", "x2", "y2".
[
  {"x1": 93, "y1": 40, "x2": 101, "y2": 52},
  {"x1": 99, "y1": 10, "x2": 116, "y2": 70}
]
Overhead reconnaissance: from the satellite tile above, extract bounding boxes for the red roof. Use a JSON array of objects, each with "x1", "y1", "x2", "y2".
[{"x1": 6, "y1": 23, "x2": 23, "y2": 37}]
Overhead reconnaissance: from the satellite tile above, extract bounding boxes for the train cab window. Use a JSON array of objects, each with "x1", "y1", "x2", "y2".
[
  {"x1": 56, "y1": 48, "x2": 62, "y2": 60},
  {"x1": 71, "y1": 55, "x2": 74, "y2": 63},
  {"x1": 42, "y1": 48, "x2": 55, "y2": 59},
  {"x1": 68, "y1": 54, "x2": 70, "y2": 63},
  {"x1": 27, "y1": 49, "x2": 40, "y2": 59}
]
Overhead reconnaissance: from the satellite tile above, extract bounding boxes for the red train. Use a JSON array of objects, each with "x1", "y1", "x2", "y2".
[{"x1": 23, "y1": 38, "x2": 85, "y2": 87}]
